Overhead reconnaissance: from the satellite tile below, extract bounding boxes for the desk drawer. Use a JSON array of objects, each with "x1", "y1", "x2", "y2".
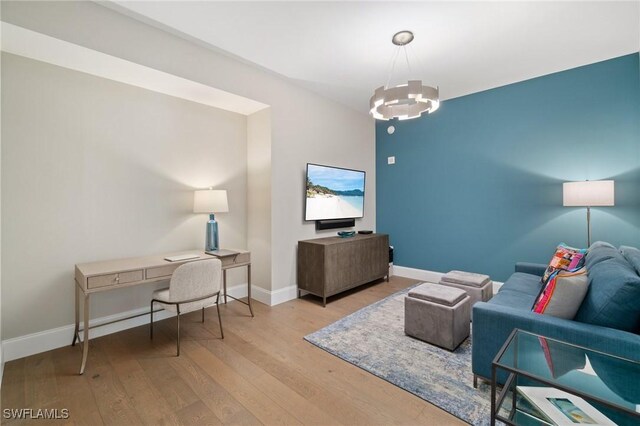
[
  {"x1": 87, "y1": 270, "x2": 143, "y2": 289},
  {"x1": 219, "y1": 252, "x2": 250, "y2": 268},
  {"x1": 146, "y1": 264, "x2": 180, "y2": 280}
]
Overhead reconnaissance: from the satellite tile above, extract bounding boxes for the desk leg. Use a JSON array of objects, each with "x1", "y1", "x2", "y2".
[
  {"x1": 247, "y1": 264, "x2": 254, "y2": 317},
  {"x1": 79, "y1": 293, "x2": 90, "y2": 375},
  {"x1": 223, "y1": 269, "x2": 228, "y2": 304},
  {"x1": 72, "y1": 283, "x2": 80, "y2": 346}
]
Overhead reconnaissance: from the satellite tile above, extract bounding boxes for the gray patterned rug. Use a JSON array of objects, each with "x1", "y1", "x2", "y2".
[{"x1": 304, "y1": 284, "x2": 492, "y2": 425}]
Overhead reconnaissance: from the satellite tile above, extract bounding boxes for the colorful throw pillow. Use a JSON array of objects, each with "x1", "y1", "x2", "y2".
[
  {"x1": 541, "y1": 243, "x2": 587, "y2": 283},
  {"x1": 532, "y1": 268, "x2": 589, "y2": 319}
]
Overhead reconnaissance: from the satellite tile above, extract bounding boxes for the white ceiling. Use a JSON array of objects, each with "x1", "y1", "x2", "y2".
[
  {"x1": 1, "y1": 23, "x2": 268, "y2": 115},
  {"x1": 111, "y1": 1, "x2": 640, "y2": 114}
]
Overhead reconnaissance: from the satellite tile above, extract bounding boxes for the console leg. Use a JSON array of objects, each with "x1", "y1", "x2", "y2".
[
  {"x1": 247, "y1": 264, "x2": 254, "y2": 317},
  {"x1": 223, "y1": 269, "x2": 228, "y2": 304},
  {"x1": 72, "y1": 283, "x2": 80, "y2": 346},
  {"x1": 79, "y1": 293, "x2": 90, "y2": 375}
]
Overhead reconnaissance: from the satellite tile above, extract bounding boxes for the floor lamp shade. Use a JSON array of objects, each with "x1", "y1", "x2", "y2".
[
  {"x1": 194, "y1": 189, "x2": 229, "y2": 251},
  {"x1": 563, "y1": 180, "x2": 615, "y2": 207},
  {"x1": 562, "y1": 180, "x2": 614, "y2": 247}
]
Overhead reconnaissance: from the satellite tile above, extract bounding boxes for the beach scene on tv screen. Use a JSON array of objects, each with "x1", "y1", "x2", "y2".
[{"x1": 306, "y1": 164, "x2": 365, "y2": 220}]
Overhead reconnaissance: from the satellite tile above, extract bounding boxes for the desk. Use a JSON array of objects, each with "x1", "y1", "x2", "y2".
[{"x1": 73, "y1": 249, "x2": 252, "y2": 374}]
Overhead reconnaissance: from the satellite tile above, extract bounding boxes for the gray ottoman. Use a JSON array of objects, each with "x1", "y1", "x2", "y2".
[
  {"x1": 438, "y1": 280, "x2": 493, "y2": 306},
  {"x1": 404, "y1": 283, "x2": 470, "y2": 351},
  {"x1": 439, "y1": 271, "x2": 493, "y2": 321}
]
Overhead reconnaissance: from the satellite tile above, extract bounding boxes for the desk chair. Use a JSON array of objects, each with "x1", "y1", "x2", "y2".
[{"x1": 150, "y1": 259, "x2": 224, "y2": 355}]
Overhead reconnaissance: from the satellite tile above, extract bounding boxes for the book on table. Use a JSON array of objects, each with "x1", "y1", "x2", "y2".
[{"x1": 516, "y1": 386, "x2": 615, "y2": 426}]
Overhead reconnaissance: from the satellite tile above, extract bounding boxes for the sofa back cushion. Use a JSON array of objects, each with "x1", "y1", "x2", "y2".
[
  {"x1": 574, "y1": 248, "x2": 640, "y2": 332},
  {"x1": 620, "y1": 246, "x2": 640, "y2": 276},
  {"x1": 584, "y1": 241, "x2": 620, "y2": 269}
]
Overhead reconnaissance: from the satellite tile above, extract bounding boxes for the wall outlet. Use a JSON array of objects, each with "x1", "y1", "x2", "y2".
[{"x1": 387, "y1": 156, "x2": 396, "y2": 165}]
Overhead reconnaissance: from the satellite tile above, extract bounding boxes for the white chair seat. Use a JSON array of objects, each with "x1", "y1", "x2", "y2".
[{"x1": 152, "y1": 288, "x2": 217, "y2": 313}]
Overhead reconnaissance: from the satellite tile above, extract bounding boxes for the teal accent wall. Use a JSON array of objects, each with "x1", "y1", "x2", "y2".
[{"x1": 376, "y1": 54, "x2": 640, "y2": 281}]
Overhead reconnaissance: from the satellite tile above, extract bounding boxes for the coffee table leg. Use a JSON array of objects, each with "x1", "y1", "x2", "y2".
[{"x1": 491, "y1": 366, "x2": 496, "y2": 425}]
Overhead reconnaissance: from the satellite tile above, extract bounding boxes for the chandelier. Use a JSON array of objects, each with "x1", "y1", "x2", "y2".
[{"x1": 369, "y1": 31, "x2": 440, "y2": 121}]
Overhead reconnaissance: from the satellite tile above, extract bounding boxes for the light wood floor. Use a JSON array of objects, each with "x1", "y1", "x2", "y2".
[{"x1": 1, "y1": 276, "x2": 464, "y2": 425}]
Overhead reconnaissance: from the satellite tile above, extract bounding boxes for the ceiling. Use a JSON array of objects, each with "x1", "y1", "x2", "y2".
[{"x1": 111, "y1": 1, "x2": 640, "y2": 114}]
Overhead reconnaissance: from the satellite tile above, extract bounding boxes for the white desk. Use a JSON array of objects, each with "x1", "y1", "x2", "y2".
[{"x1": 73, "y1": 249, "x2": 252, "y2": 374}]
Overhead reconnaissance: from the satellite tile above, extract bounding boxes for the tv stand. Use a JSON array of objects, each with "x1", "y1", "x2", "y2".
[{"x1": 297, "y1": 233, "x2": 389, "y2": 306}]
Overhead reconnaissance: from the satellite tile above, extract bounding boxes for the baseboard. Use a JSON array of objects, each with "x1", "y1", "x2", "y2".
[
  {"x1": 270, "y1": 285, "x2": 298, "y2": 306},
  {"x1": 391, "y1": 265, "x2": 445, "y2": 283},
  {"x1": 2, "y1": 283, "x2": 249, "y2": 362},
  {"x1": 250, "y1": 284, "x2": 298, "y2": 306},
  {"x1": 392, "y1": 265, "x2": 503, "y2": 293}
]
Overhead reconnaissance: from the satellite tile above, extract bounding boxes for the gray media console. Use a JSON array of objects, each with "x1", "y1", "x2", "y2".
[{"x1": 297, "y1": 233, "x2": 390, "y2": 306}]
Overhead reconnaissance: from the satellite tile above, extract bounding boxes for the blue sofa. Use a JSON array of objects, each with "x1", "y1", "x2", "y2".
[{"x1": 472, "y1": 242, "x2": 640, "y2": 384}]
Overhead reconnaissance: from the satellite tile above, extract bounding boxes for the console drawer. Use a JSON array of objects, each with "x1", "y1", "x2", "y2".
[
  {"x1": 146, "y1": 264, "x2": 180, "y2": 280},
  {"x1": 218, "y1": 252, "x2": 250, "y2": 268},
  {"x1": 87, "y1": 270, "x2": 143, "y2": 289}
]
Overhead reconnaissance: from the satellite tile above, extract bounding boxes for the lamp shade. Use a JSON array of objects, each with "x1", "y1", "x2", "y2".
[
  {"x1": 193, "y1": 189, "x2": 229, "y2": 213},
  {"x1": 563, "y1": 180, "x2": 614, "y2": 207}
]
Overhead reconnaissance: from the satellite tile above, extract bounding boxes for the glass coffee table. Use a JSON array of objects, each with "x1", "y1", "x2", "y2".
[{"x1": 491, "y1": 329, "x2": 640, "y2": 425}]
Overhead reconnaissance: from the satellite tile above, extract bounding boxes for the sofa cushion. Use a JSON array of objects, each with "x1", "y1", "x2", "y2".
[
  {"x1": 499, "y1": 272, "x2": 544, "y2": 298},
  {"x1": 489, "y1": 286, "x2": 539, "y2": 311},
  {"x1": 574, "y1": 257, "x2": 640, "y2": 332},
  {"x1": 620, "y1": 245, "x2": 640, "y2": 276},
  {"x1": 490, "y1": 272, "x2": 543, "y2": 312},
  {"x1": 532, "y1": 268, "x2": 589, "y2": 319},
  {"x1": 584, "y1": 241, "x2": 621, "y2": 270}
]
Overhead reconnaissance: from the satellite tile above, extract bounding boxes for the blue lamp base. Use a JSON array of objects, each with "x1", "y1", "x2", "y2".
[{"x1": 205, "y1": 213, "x2": 219, "y2": 251}]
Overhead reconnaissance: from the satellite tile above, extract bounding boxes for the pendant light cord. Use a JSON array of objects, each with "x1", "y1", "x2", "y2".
[
  {"x1": 385, "y1": 46, "x2": 401, "y2": 89},
  {"x1": 385, "y1": 45, "x2": 416, "y2": 88},
  {"x1": 403, "y1": 46, "x2": 412, "y2": 75}
]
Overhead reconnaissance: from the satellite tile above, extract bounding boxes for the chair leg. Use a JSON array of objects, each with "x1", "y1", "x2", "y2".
[
  {"x1": 176, "y1": 304, "x2": 181, "y2": 357},
  {"x1": 473, "y1": 374, "x2": 478, "y2": 389},
  {"x1": 216, "y1": 293, "x2": 224, "y2": 339},
  {"x1": 150, "y1": 300, "x2": 154, "y2": 339},
  {"x1": 202, "y1": 307, "x2": 205, "y2": 323}
]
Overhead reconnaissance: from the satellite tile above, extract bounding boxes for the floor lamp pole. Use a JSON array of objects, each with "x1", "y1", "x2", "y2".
[{"x1": 586, "y1": 206, "x2": 591, "y2": 247}]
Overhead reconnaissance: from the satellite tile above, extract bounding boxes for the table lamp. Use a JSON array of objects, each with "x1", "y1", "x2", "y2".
[
  {"x1": 194, "y1": 188, "x2": 229, "y2": 251},
  {"x1": 563, "y1": 180, "x2": 614, "y2": 247}
]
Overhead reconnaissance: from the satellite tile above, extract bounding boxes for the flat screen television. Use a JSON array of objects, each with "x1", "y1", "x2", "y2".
[{"x1": 305, "y1": 163, "x2": 365, "y2": 221}]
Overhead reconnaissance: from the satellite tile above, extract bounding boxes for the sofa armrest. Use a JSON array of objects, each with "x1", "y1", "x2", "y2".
[
  {"x1": 472, "y1": 302, "x2": 640, "y2": 381},
  {"x1": 515, "y1": 262, "x2": 547, "y2": 277}
]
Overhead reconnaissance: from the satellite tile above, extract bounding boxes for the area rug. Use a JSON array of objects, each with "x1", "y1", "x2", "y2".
[{"x1": 304, "y1": 284, "x2": 492, "y2": 425}]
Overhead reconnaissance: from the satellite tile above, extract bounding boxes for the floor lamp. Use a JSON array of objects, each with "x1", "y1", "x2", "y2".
[{"x1": 563, "y1": 180, "x2": 615, "y2": 247}]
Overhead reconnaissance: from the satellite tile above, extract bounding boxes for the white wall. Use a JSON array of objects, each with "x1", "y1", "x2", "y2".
[
  {"x1": 1, "y1": 53, "x2": 247, "y2": 339},
  {"x1": 247, "y1": 108, "x2": 272, "y2": 292},
  {"x1": 1, "y1": 1, "x2": 375, "y2": 350}
]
